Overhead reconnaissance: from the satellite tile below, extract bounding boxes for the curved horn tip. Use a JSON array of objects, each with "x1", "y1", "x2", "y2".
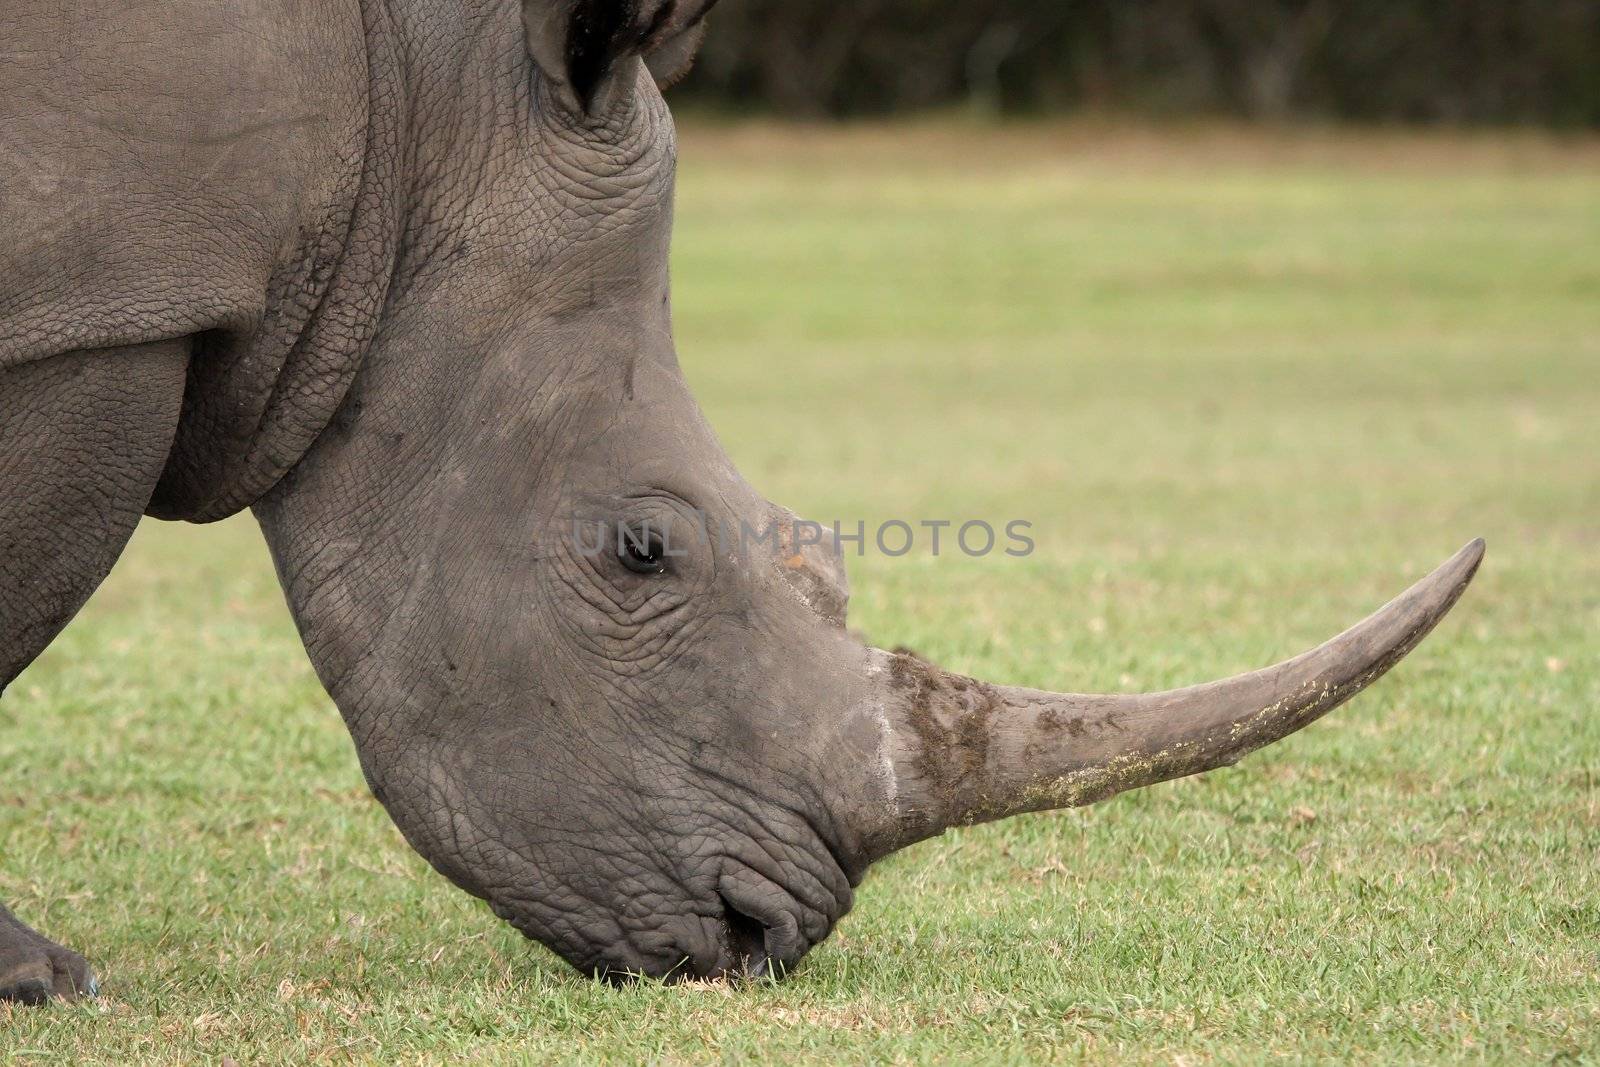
[
  {"x1": 1445, "y1": 537, "x2": 1486, "y2": 582},
  {"x1": 1404, "y1": 537, "x2": 1486, "y2": 633}
]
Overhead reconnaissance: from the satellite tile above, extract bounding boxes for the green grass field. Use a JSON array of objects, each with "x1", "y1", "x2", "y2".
[{"x1": 3, "y1": 119, "x2": 1597, "y2": 1063}]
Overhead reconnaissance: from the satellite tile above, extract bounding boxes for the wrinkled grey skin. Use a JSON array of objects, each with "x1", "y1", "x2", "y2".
[{"x1": 1, "y1": 0, "x2": 1481, "y2": 1003}]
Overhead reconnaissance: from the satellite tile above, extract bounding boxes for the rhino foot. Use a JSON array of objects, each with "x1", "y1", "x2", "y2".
[{"x1": 0, "y1": 908, "x2": 96, "y2": 1005}]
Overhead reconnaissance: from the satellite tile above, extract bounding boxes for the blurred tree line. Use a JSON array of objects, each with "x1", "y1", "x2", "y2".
[{"x1": 676, "y1": 0, "x2": 1600, "y2": 125}]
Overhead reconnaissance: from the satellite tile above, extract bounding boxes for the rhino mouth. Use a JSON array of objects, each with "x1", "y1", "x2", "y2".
[
  {"x1": 491, "y1": 853, "x2": 842, "y2": 984},
  {"x1": 715, "y1": 894, "x2": 773, "y2": 979},
  {"x1": 575, "y1": 888, "x2": 799, "y2": 985}
]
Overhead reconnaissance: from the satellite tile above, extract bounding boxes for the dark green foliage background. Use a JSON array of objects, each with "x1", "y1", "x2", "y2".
[{"x1": 678, "y1": 1, "x2": 1600, "y2": 125}]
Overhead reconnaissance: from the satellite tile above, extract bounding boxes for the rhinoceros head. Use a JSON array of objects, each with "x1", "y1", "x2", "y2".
[{"x1": 252, "y1": 0, "x2": 1481, "y2": 982}]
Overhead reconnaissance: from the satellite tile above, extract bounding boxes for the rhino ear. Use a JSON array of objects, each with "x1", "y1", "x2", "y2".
[
  {"x1": 522, "y1": 0, "x2": 717, "y2": 113},
  {"x1": 644, "y1": 18, "x2": 710, "y2": 91}
]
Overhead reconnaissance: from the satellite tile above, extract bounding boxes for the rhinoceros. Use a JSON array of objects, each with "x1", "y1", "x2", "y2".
[{"x1": 0, "y1": 0, "x2": 1482, "y2": 1003}]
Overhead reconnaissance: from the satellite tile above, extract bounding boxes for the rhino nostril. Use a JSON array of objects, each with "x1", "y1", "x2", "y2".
[{"x1": 717, "y1": 894, "x2": 769, "y2": 978}]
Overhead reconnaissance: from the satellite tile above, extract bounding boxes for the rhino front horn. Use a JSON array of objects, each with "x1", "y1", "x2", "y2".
[{"x1": 859, "y1": 539, "x2": 1484, "y2": 858}]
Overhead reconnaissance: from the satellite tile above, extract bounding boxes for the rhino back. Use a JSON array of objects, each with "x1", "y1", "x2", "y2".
[{"x1": 1, "y1": 0, "x2": 405, "y2": 520}]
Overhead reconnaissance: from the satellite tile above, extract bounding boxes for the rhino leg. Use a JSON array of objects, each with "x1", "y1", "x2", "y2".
[
  {"x1": 0, "y1": 904, "x2": 96, "y2": 1004},
  {"x1": 0, "y1": 340, "x2": 189, "y2": 1003}
]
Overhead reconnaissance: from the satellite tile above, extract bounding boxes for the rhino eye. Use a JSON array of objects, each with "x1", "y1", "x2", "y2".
[{"x1": 618, "y1": 525, "x2": 669, "y2": 576}]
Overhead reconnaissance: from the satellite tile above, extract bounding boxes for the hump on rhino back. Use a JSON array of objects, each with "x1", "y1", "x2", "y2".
[{"x1": 1, "y1": 0, "x2": 400, "y2": 521}]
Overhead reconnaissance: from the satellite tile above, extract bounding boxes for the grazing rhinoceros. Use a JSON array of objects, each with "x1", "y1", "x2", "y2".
[{"x1": 0, "y1": 0, "x2": 1482, "y2": 1003}]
